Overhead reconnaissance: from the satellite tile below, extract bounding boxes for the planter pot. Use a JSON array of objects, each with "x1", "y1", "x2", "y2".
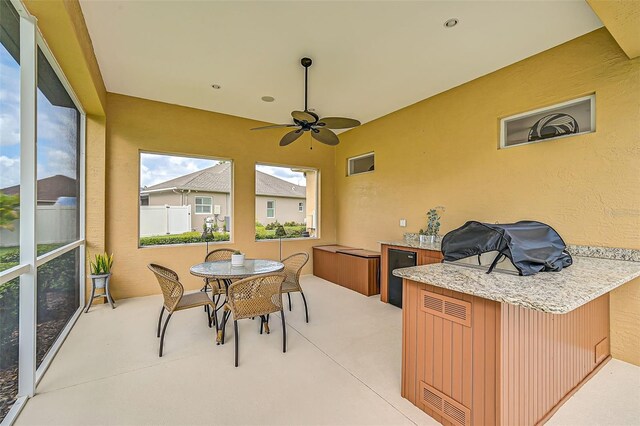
[
  {"x1": 90, "y1": 273, "x2": 111, "y2": 289},
  {"x1": 231, "y1": 254, "x2": 245, "y2": 266},
  {"x1": 420, "y1": 235, "x2": 436, "y2": 244}
]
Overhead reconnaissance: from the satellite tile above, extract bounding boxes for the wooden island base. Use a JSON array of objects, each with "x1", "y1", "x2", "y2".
[{"x1": 402, "y1": 279, "x2": 610, "y2": 426}]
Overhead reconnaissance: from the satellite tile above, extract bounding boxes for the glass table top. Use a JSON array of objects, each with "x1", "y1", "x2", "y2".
[{"x1": 190, "y1": 259, "x2": 284, "y2": 279}]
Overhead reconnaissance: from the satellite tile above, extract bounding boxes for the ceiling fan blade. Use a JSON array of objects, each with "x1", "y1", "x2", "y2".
[
  {"x1": 279, "y1": 129, "x2": 304, "y2": 146},
  {"x1": 311, "y1": 128, "x2": 339, "y2": 146},
  {"x1": 292, "y1": 110, "x2": 316, "y2": 123},
  {"x1": 317, "y1": 117, "x2": 361, "y2": 129},
  {"x1": 251, "y1": 124, "x2": 295, "y2": 130}
]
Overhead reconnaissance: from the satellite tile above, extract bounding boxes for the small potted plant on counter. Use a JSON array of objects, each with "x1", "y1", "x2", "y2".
[
  {"x1": 231, "y1": 250, "x2": 245, "y2": 266},
  {"x1": 420, "y1": 207, "x2": 444, "y2": 244}
]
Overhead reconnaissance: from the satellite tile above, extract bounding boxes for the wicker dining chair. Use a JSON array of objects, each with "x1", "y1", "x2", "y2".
[
  {"x1": 224, "y1": 274, "x2": 286, "y2": 367},
  {"x1": 148, "y1": 263, "x2": 215, "y2": 357},
  {"x1": 202, "y1": 248, "x2": 237, "y2": 325},
  {"x1": 281, "y1": 252, "x2": 310, "y2": 322},
  {"x1": 202, "y1": 248, "x2": 236, "y2": 293}
]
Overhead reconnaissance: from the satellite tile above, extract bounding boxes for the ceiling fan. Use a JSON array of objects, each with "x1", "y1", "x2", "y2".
[{"x1": 251, "y1": 57, "x2": 361, "y2": 147}]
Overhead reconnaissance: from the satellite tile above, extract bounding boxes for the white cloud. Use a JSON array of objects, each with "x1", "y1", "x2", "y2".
[
  {"x1": 140, "y1": 153, "x2": 220, "y2": 187},
  {"x1": 0, "y1": 58, "x2": 20, "y2": 147},
  {"x1": 0, "y1": 155, "x2": 20, "y2": 188}
]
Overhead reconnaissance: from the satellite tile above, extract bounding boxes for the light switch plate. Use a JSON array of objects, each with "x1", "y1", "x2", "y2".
[{"x1": 400, "y1": 219, "x2": 407, "y2": 227}]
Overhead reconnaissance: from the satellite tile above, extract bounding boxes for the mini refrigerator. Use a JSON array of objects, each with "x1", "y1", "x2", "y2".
[{"x1": 387, "y1": 249, "x2": 417, "y2": 308}]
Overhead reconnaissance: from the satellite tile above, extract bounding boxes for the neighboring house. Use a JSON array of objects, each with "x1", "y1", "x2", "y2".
[
  {"x1": 140, "y1": 163, "x2": 306, "y2": 233},
  {"x1": 254, "y1": 171, "x2": 306, "y2": 226},
  {"x1": 1, "y1": 174, "x2": 77, "y2": 205}
]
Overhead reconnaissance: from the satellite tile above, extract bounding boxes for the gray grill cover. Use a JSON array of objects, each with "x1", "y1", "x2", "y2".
[{"x1": 441, "y1": 221, "x2": 572, "y2": 276}]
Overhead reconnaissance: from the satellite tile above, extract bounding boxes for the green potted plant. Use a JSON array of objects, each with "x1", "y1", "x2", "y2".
[
  {"x1": 231, "y1": 250, "x2": 245, "y2": 266},
  {"x1": 419, "y1": 207, "x2": 443, "y2": 244},
  {"x1": 90, "y1": 252, "x2": 113, "y2": 288}
]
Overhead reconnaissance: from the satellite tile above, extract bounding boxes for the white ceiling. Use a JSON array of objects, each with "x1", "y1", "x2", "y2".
[{"x1": 80, "y1": 1, "x2": 602, "y2": 127}]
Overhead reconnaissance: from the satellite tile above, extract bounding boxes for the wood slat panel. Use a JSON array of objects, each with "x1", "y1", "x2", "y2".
[
  {"x1": 403, "y1": 278, "x2": 610, "y2": 426},
  {"x1": 501, "y1": 294, "x2": 610, "y2": 425}
]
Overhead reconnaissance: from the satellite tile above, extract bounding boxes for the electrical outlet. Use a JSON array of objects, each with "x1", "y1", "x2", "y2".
[{"x1": 400, "y1": 219, "x2": 407, "y2": 227}]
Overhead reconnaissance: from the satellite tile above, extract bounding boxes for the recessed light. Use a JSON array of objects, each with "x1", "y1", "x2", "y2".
[
  {"x1": 211, "y1": 84, "x2": 221, "y2": 89},
  {"x1": 444, "y1": 18, "x2": 459, "y2": 28},
  {"x1": 261, "y1": 96, "x2": 275, "y2": 102}
]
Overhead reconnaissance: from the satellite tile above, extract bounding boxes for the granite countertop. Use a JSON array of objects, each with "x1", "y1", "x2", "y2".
[
  {"x1": 393, "y1": 256, "x2": 640, "y2": 314},
  {"x1": 379, "y1": 240, "x2": 442, "y2": 251}
]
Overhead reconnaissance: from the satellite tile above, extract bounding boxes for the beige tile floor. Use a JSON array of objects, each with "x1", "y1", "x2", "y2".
[{"x1": 16, "y1": 275, "x2": 640, "y2": 425}]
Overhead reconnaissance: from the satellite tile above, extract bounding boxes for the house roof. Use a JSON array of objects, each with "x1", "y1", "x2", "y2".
[
  {"x1": 142, "y1": 162, "x2": 305, "y2": 199},
  {"x1": 1, "y1": 175, "x2": 77, "y2": 202}
]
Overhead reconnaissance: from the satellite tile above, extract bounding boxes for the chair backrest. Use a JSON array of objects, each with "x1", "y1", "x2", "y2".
[
  {"x1": 148, "y1": 264, "x2": 184, "y2": 312},
  {"x1": 226, "y1": 274, "x2": 285, "y2": 320},
  {"x1": 205, "y1": 248, "x2": 236, "y2": 262},
  {"x1": 281, "y1": 252, "x2": 309, "y2": 290}
]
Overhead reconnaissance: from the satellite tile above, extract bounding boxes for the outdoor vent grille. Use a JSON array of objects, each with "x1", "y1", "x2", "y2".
[
  {"x1": 423, "y1": 386, "x2": 442, "y2": 410},
  {"x1": 420, "y1": 382, "x2": 470, "y2": 426},
  {"x1": 444, "y1": 301, "x2": 467, "y2": 321},
  {"x1": 423, "y1": 294, "x2": 443, "y2": 312},
  {"x1": 419, "y1": 290, "x2": 472, "y2": 327}
]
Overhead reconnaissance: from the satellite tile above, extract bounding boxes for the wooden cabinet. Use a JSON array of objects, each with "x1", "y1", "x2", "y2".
[
  {"x1": 313, "y1": 245, "x2": 381, "y2": 296},
  {"x1": 402, "y1": 279, "x2": 610, "y2": 426},
  {"x1": 380, "y1": 244, "x2": 443, "y2": 303}
]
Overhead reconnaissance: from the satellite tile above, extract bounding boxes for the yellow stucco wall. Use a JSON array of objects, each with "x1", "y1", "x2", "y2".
[
  {"x1": 335, "y1": 29, "x2": 640, "y2": 365},
  {"x1": 105, "y1": 93, "x2": 337, "y2": 299}
]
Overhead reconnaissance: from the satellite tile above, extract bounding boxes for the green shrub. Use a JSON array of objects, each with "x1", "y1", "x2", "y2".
[
  {"x1": 264, "y1": 220, "x2": 282, "y2": 231},
  {"x1": 283, "y1": 221, "x2": 305, "y2": 227},
  {"x1": 139, "y1": 231, "x2": 230, "y2": 246}
]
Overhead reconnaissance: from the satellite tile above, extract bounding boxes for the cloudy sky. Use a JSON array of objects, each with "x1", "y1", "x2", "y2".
[
  {"x1": 140, "y1": 153, "x2": 221, "y2": 187},
  {"x1": 1, "y1": 43, "x2": 79, "y2": 190},
  {"x1": 141, "y1": 152, "x2": 306, "y2": 188}
]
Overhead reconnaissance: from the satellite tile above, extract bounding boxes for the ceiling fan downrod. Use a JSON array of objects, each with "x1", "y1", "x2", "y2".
[{"x1": 301, "y1": 57, "x2": 312, "y2": 113}]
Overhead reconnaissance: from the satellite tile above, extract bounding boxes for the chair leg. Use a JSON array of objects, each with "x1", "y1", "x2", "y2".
[
  {"x1": 234, "y1": 320, "x2": 239, "y2": 367},
  {"x1": 206, "y1": 305, "x2": 212, "y2": 328},
  {"x1": 159, "y1": 313, "x2": 172, "y2": 357},
  {"x1": 259, "y1": 316, "x2": 264, "y2": 335},
  {"x1": 281, "y1": 309, "x2": 287, "y2": 353},
  {"x1": 301, "y1": 291, "x2": 309, "y2": 323},
  {"x1": 157, "y1": 307, "x2": 164, "y2": 338},
  {"x1": 287, "y1": 293, "x2": 292, "y2": 311}
]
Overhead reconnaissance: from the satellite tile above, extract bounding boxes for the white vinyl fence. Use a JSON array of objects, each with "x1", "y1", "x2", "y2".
[
  {"x1": 0, "y1": 205, "x2": 78, "y2": 247},
  {"x1": 140, "y1": 205, "x2": 191, "y2": 237}
]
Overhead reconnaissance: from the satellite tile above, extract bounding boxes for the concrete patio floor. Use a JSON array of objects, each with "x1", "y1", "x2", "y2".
[{"x1": 15, "y1": 276, "x2": 640, "y2": 425}]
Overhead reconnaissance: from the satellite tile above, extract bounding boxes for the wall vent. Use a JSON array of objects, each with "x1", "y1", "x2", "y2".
[
  {"x1": 420, "y1": 382, "x2": 470, "y2": 426},
  {"x1": 420, "y1": 290, "x2": 472, "y2": 327}
]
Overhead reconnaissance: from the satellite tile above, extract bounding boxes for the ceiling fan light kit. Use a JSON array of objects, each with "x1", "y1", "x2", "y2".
[{"x1": 251, "y1": 57, "x2": 361, "y2": 147}]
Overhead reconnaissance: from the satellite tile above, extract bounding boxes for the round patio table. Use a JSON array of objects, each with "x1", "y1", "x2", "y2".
[{"x1": 190, "y1": 259, "x2": 284, "y2": 344}]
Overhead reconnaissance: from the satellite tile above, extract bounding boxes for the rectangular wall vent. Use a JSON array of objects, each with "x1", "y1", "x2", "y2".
[
  {"x1": 420, "y1": 290, "x2": 472, "y2": 327},
  {"x1": 420, "y1": 382, "x2": 470, "y2": 426}
]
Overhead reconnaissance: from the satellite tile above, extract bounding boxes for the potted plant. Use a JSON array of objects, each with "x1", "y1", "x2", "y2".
[
  {"x1": 231, "y1": 250, "x2": 245, "y2": 266},
  {"x1": 89, "y1": 252, "x2": 113, "y2": 288},
  {"x1": 419, "y1": 207, "x2": 443, "y2": 244}
]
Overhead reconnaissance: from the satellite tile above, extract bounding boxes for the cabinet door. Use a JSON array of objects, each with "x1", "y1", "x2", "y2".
[{"x1": 418, "y1": 249, "x2": 443, "y2": 265}]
